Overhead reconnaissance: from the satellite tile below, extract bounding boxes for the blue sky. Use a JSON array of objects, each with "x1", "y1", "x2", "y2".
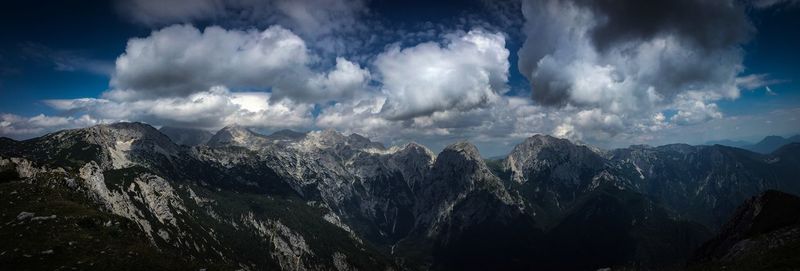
[
  {"x1": 721, "y1": 5, "x2": 800, "y2": 116},
  {"x1": 0, "y1": 0, "x2": 798, "y2": 156}
]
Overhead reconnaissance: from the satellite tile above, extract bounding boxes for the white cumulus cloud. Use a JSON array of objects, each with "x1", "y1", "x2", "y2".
[
  {"x1": 46, "y1": 86, "x2": 313, "y2": 131},
  {"x1": 375, "y1": 29, "x2": 510, "y2": 120},
  {"x1": 107, "y1": 24, "x2": 369, "y2": 104}
]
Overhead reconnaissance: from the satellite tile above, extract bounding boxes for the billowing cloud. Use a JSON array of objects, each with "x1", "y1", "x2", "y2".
[
  {"x1": 517, "y1": 0, "x2": 753, "y2": 143},
  {"x1": 109, "y1": 24, "x2": 307, "y2": 100},
  {"x1": 24, "y1": 26, "x2": 514, "y2": 143},
  {"x1": 3, "y1": 1, "x2": 795, "y2": 156},
  {"x1": 375, "y1": 29, "x2": 509, "y2": 119},
  {"x1": 310, "y1": 29, "x2": 518, "y2": 151},
  {"x1": 108, "y1": 24, "x2": 369, "y2": 103},
  {"x1": 0, "y1": 114, "x2": 100, "y2": 139},
  {"x1": 305, "y1": 57, "x2": 372, "y2": 101},
  {"x1": 47, "y1": 86, "x2": 313, "y2": 130}
]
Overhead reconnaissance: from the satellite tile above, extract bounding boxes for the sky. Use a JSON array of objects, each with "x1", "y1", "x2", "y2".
[{"x1": 0, "y1": 0, "x2": 799, "y2": 156}]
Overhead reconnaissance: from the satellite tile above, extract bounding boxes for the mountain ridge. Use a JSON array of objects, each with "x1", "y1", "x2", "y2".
[{"x1": 2, "y1": 121, "x2": 799, "y2": 270}]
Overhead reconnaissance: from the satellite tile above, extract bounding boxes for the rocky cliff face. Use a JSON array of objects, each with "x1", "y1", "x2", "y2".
[
  {"x1": 0, "y1": 124, "x2": 397, "y2": 270},
  {"x1": 689, "y1": 190, "x2": 800, "y2": 270},
  {"x1": 502, "y1": 134, "x2": 611, "y2": 224},
  {"x1": 407, "y1": 142, "x2": 541, "y2": 270},
  {"x1": 206, "y1": 125, "x2": 271, "y2": 149},
  {"x1": 1, "y1": 122, "x2": 799, "y2": 270},
  {"x1": 608, "y1": 144, "x2": 795, "y2": 228},
  {"x1": 412, "y1": 142, "x2": 519, "y2": 237}
]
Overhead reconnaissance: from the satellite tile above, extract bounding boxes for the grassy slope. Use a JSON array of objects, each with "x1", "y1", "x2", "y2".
[{"x1": 0, "y1": 175, "x2": 216, "y2": 270}]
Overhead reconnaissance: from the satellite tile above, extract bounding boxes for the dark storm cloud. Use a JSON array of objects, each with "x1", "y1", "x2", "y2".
[
  {"x1": 518, "y1": 0, "x2": 753, "y2": 108},
  {"x1": 750, "y1": 0, "x2": 800, "y2": 9},
  {"x1": 113, "y1": 0, "x2": 368, "y2": 38},
  {"x1": 516, "y1": 0, "x2": 755, "y2": 143},
  {"x1": 576, "y1": 0, "x2": 753, "y2": 52}
]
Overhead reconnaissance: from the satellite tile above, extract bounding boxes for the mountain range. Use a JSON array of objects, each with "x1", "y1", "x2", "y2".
[
  {"x1": 743, "y1": 135, "x2": 800, "y2": 154},
  {"x1": 707, "y1": 135, "x2": 800, "y2": 154},
  {"x1": 1, "y1": 122, "x2": 798, "y2": 270}
]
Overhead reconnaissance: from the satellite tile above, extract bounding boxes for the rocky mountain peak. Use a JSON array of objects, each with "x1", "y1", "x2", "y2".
[
  {"x1": 442, "y1": 141, "x2": 482, "y2": 161},
  {"x1": 384, "y1": 142, "x2": 436, "y2": 191},
  {"x1": 347, "y1": 133, "x2": 385, "y2": 150},
  {"x1": 508, "y1": 134, "x2": 587, "y2": 161},
  {"x1": 218, "y1": 124, "x2": 252, "y2": 135},
  {"x1": 85, "y1": 122, "x2": 177, "y2": 150},
  {"x1": 506, "y1": 134, "x2": 604, "y2": 184},
  {"x1": 52, "y1": 122, "x2": 181, "y2": 169},
  {"x1": 94, "y1": 122, "x2": 171, "y2": 140},
  {"x1": 207, "y1": 125, "x2": 268, "y2": 148},
  {"x1": 400, "y1": 142, "x2": 436, "y2": 159},
  {"x1": 519, "y1": 134, "x2": 573, "y2": 150},
  {"x1": 295, "y1": 129, "x2": 387, "y2": 153},
  {"x1": 4, "y1": 122, "x2": 800, "y2": 270},
  {"x1": 305, "y1": 129, "x2": 347, "y2": 147},
  {"x1": 427, "y1": 141, "x2": 503, "y2": 191},
  {"x1": 412, "y1": 140, "x2": 518, "y2": 240}
]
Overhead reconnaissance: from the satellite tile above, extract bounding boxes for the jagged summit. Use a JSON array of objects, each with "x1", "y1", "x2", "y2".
[
  {"x1": 83, "y1": 122, "x2": 177, "y2": 149},
  {"x1": 294, "y1": 129, "x2": 389, "y2": 152},
  {"x1": 346, "y1": 133, "x2": 385, "y2": 150},
  {"x1": 506, "y1": 133, "x2": 605, "y2": 184},
  {"x1": 400, "y1": 142, "x2": 435, "y2": 157},
  {"x1": 80, "y1": 122, "x2": 170, "y2": 141},
  {"x1": 2, "y1": 121, "x2": 800, "y2": 270},
  {"x1": 15, "y1": 122, "x2": 181, "y2": 169},
  {"x1": 404, "y1": 141, "x2": 425, "y2": 149},
  {"x1": 442, "y1": 141, "x2": 482, "y2": 161},
  {"x1": 517, "y1": 134, "x2": 581, "y2": 150},
  {"x1": 305, "y1": 128, "x2": 348, "y2": 146},
  {"x1": 430, "y1": 141, "x2": 498, "y2": 188},
  {"x1": 207, "y1": 125, "x2": 269, "y2": 148}
]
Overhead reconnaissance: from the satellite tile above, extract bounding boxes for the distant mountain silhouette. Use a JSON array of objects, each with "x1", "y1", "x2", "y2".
[
  {"x1": 705, "y1": 139, "x2": 752, "y2": 148},
  {"x1": 743, "y1": 135, "x2": 800, "y2": 154}
]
